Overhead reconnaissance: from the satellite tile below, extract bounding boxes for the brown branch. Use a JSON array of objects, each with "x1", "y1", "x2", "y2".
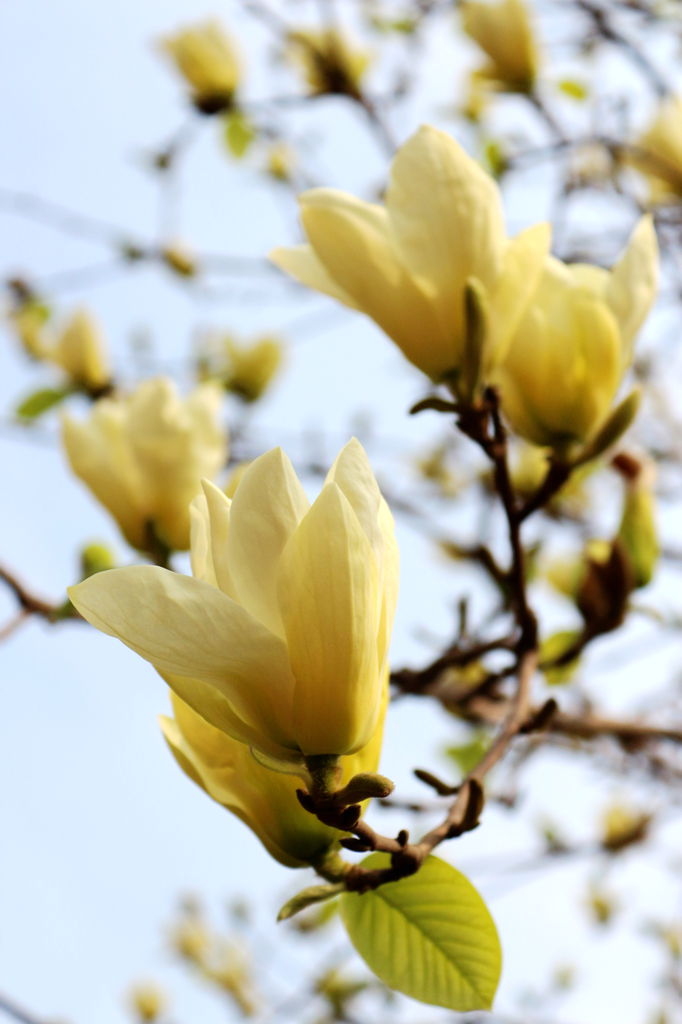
[
  {"x1": 575, "y1": 0, "x2": 669, "y2": 97},
  {"x1": 309, "y1": 393, "x2": 545, "y2": 893},
  {"x1": 0, "y1": 992, "x2": 53, "y2": 1024},
  {"x1": 458, "y1": 389, "x2": 537, "y2": 648},
  {"x1": 550, "y1": 710, "x2": 682, "y2": 747},
  {"x1": 0, "y1": 565, "x2": 60, "y2": 621},
  {"x1": 390, "y1": 634, "x2": 515, "y2": 694}
]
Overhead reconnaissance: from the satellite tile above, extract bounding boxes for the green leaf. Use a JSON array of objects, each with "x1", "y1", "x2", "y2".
[
  {"x1": 483, "y1": 139, "x2": 508, "y2": 178},
  {"x1": 15, "y1": 386, "x2": 71, "y2": 420},
  {"x1": 445, "y1": 730, "x2": 491, "y2": 776},
  {"x1": 224, "y1": 110, "x2": 256, "y2": 159},
  {"x1": 540, "y1": 630, "x2": 581, "y2": 686},
  {"x1": 277, "y1": 883, "x2": 344, "y2": 922},
  {"x1": 340, "y1": 853, "x2": 501, "y2": 1011}
]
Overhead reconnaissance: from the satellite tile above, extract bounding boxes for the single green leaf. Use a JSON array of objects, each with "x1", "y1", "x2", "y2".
[
  {"x1": 340, "y1": 853, "x2": 501, "y2": 1011},
  {"x1": 483, "y1": 139, "x2": 508, "y2": 178},
  {"x1": 540, "y1": 630, "x2": 581, "y2": 686},
  {"x1": 15, "y1": 386, "x2": 70, "y2": 420},
  {"x1": 224, "y1": 110, "x2": 256, "y2": 159},
  {"x1": 277, "y1": 883, "x2": 344, "y2": 922},
  {"x1": 445, "y1": 731, "x2": 491, "y2": 777}
]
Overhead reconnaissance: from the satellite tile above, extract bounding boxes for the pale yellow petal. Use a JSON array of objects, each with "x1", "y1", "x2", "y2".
[
  {"x1": 386, "y1": 125, "x2": 505, "y2": 341},
  {"x1": 269, "y1": 244, "x2": 360, "y2": 310},
  {"x1": 160, "y1": 671, "x2": 298, "y2": 763},
  {"x1": 69, "y1": 566, "x2": 296, "y2": 748},
  {"x1": 227, "y1": 448, "x2": 310, "y2": 636},
  {"x1": 486, "y1": 222, "x2": 551, "y2": 367},
  {"x1": 299, "y1": 188, "x2": 451, "y2": 378},
  {"x1": 325, "y1": 438, "x2": 399, "y2": 668},
  {"x1": 189, "y1": 494, "x2": 217, "y2": 585},
  {"x1": 375, "y1": 498, "x2": 400, "y2": 669},
  {"x1": 500, "y1": 262, "x2": 623, "y2": 446},
  {"x1": 200, "y1": 480, "x2": 238, "y2": 599},
  {"x1": 126, "y1": 379, "x2": 227, "y2": 550},
  {"x1": 161, "y1": 698, "x2": 336, "y2": 867},
  {"x1": 160, "y1": 715, "x2": 306, "y2": 867},
  {"x1": 462, "y1": 0, "x2": 538, "y2": 87},
  {"x1": 52, "y1": 310, "x2": 110, "y2": 390},
  {"x1": 325, "y1": 438, "x2": 382, "y2": 551},
  {"x1": 277, "y1": 483, "x2": 381, "y2": 755},
  {"x1": 61, "y1": 407, "x2": 145, "y2": 549},
  {"x1": 605, "y1": 215, "x2": 658, "y2": 361}
]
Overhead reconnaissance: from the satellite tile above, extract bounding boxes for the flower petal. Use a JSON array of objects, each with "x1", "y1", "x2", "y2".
[
  {"x1": 61, "y1": 405, "x2": 145, "y2": 549},
  {"x1": 605, "y1": 215, "x2": 658, "y2": 362},
  {"x1": 189, "y1": 493, "x2": 217, "y2": 585},
  {"x1": 325, "y1": 438, "x2": 382, "y2": 550},
  {"x1": 298, "y1": 188, "x2": 450, "y2": 378},
  {"x1": 269, "y1": 244, "x2": 360, "y2": 309},
  {"x1": 200, "y1": 480, "x2": 238, "y2": 598},
  {"x1": 160, "y1": 670, "x2": 299, "y2": 763},
  {"x1": 277, "y1": 483, "x2": 381, "y2": 755},
  {"x1": 326, "y1": 438, "x2": 399, "y2": 668},
  {"x1": 226, "y1": 448, "x2": 310, "y2": 636},
  {"x1": 386, "y1": 125, "x2": 505, "y2": 341},
  {"x1": 69, "y1": 566, "x2": 296, "y2": 748},
  {"x1": 486, "y1": 222, "x2": 551, "y2": 367}
]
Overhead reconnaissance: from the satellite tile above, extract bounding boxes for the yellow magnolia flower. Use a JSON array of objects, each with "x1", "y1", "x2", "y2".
[
  {"x1": 161, "y1": 21, "x2": 241, "y2": 113},
  {"x1": 633, "y1": 95, "x2": 682, "y2": 202},
  {"x1": 223, "y1": 336, "x2": 283, "y2": 402},
  {"x1": 68, "y1": 440, "x2": 399, "y2": 762},
  {"x1": 287, "y1": 29, "x2": 371, "y2": 98},
  {"x1": 62, "y1": 378, "x2": 226, "y2": 553},
  {"x1": 461, "y1": 0, "x2": 540, "y2": 94},
  {"x1": 129, "y1": 983, "x2": 166, "y2": 1023},
  {"x1": 266, "y1": 142, "x2": 296, "y2": 183},
  {"x1": 9, "y1": 299, "x2": 50, "y2": 360},
  {"x1": 496, "y1": 216, "x2": 658, "y2": 451},
  {"x1": 9, "y1": 306, "x2": 111, "y2": 391},
  {"x1": 161, "y1": 686, "x2": 386, "y2": 867},
  {"x1": 271, "y1": 125, "x2": 550, "y2": 387},
  {"x1": 47, "y1": 309, "x2": 111, "y2": 392}
]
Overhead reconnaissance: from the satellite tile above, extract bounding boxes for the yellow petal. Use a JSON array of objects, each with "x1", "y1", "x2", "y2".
[
  {"x1": 160, "y1": 715, "x2": 308, "y2": 867},
  {"x1": 200, "y1": 480, "x2": 238, "y2": 598},
  {"x1": 226, "y1": 448, "x2": 310, "y2": 636},
  {"x1": 486, "y1": 222, "x2": 551, "y2": 367},
  {"x1": 326, "y1": 438, "x2": 399, "y2": 668},
  {"x1": 61, "y1": 406, "x2": 145, "y2": 549},
  {"x1": 189, "y1": 493, "x2": 217, "y2": 585},
  {"x1": 160, "y1": 670, "x2": 298, "y2": 763},
  {"x1": 69, "y1": 566, "x2": 296, "y2": 749},
  {"x1": 462, "y1": 0, "x2": 539, "y2": 89},
  {"x1": 161, "y1": 698, "x2": 336, "y2": 868},
  {"x1": 269, "y1": 244, "x2": 360, "y2": 309},
  {"x1": 127, "y1": 379, "x2": 226, "y2": 551},
  {"x1": 500, "y1": 262, "x2": 622, "y2": 446},
  {"x1": 277, "y1": 483, "x2": 381, "y2": 755},
  {"x1": 299, "y1": 188, "x2": 450, "y2": 378},
  {"x1": 605, "y1": 215, "x2": 658, "y2": 362},
  {"x1": 51, "y1": 309, "x2": 110, "y2": 390},
  {"x1": 386, "y1": 125, "x2": 505, "y2": 343},
  {"x1": 325, "y1": 438, "x2": 383, "y2": 552}
]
